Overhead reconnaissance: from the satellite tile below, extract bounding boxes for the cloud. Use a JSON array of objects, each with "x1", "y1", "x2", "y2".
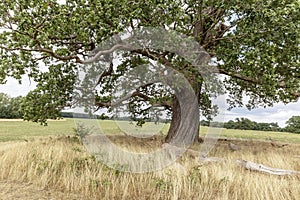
[
  {"x1": 0, "y1": 76, "x2": 36, "y2": 97},
  {"x1": 221, "y1": 101, "x2": 300, "y2": 127}
]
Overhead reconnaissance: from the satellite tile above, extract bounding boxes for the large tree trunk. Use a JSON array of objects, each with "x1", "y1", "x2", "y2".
[{"x1": 165, "y1": 85, "x2": 200, "y2": 147}]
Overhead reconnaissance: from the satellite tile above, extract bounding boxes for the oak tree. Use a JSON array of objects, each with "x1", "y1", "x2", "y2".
[{"x1": 0, "y1": 0, "x2": 299, "y2": 146}]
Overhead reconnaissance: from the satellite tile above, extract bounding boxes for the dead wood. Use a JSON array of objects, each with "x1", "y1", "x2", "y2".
[
  {"x1": 163, "y1": 143, "x2": 300, "y2": 176},
  {"x1": 235, "y1": 159, "x2": 300, "y2": 175}
]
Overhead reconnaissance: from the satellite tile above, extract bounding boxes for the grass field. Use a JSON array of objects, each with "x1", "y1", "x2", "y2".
[
  {"x1": 0, "y1": 119, "x2": 75, "y2": 142},
  {"x1": 1, "y1": 118, "x2": 300, "y2": 143},
  {"x1": 0, "y1": 118, "x2": 300, "y2": 199}
]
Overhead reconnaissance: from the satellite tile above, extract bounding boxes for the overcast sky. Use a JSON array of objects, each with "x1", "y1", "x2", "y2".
[{"x1": 0, "y1": 76, "x2": 299, "y2": 127}]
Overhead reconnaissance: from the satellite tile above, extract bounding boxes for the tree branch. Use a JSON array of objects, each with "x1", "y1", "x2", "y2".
[
  {"x1": 37, "y1": 47, "x2": 83, "y2": 63},
  {"x1": 83, "y1": 43, "x2": 134, "y2": 64},
  {"x1": 95, "y1": 80, "x2": 172, "y2": 111},
  {"x1": 95, "y1": 91, "x2": 151, "y2": 109},
  {"x1": 217, "y1": 68, "x2": 300, "y2": 98},
  {"x1": 131, "y1": 49, "x2": 174, "y2": 68},
  {"x1": 218, "y1": 68, "x2": 259, "y2": 85},
  {"x1": 0, "y1": 45, "x2": 83, "y2": 63},
  {"x1": 96, "y1": 62, "x2": 114, "y2": 85}
]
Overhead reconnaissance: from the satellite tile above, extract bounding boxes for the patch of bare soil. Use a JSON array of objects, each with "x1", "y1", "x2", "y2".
[{"x1": 0, "y1": 180, "x2": 94, "y2": 200}]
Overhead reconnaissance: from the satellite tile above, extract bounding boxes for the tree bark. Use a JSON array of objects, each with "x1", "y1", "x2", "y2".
[{"x1": 165, "y1": 84, "x2": 200, "y2": 146}]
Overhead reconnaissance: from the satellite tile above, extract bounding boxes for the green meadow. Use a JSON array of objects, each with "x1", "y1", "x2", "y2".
[{"x1": 1, "y1": 118, "x2": 300, "y2": 143}]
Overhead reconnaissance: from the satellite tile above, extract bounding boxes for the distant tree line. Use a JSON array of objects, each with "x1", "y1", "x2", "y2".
[
  {"x1": 60, "y1": 112, "x2": 110, "y2": 120},
  {"x1": 203, "y1": 117, "x2": 280, "y2": 131},
  {"x1": 1, "y1": 92, "x2": 300, "y2": 134},
  {"x1": 201, "y1": 117, "x2": 300, "y2": 134},
  {"x1": 60, "y1": 113, "x2": 169, "y2": 125}
]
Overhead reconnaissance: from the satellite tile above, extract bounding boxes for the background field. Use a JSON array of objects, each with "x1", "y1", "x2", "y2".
[{"x1": 1, "y1": 118, "x2": 300, "y2": 143}]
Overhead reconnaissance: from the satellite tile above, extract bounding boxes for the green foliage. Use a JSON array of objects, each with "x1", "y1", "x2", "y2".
[
  {"x1": 225, "y1": 118, "x2": 280, "y2": 131},
  {"x1": 0, "y1": 0, "x2": 299, "y2": 126},
  {"x1": 201, "y1": 118, "x2": 280, "y2": 132},
  {"x1": 285, "y1": 116, "x2": 300, "y2": 134},
  {"x1": 20, "y1": 63, "x2": 76, "y2": 124},
  {"x1": 73, "y1": 122, "x2": 92, "y2": 139},
  {"x1": 0, "y1": 93, "x2": 24, "y2": 118}
]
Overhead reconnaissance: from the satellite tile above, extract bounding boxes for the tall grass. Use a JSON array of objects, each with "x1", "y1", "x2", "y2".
[{"x1": 0, "y1": 136, "x2": 299, "y2": 199}]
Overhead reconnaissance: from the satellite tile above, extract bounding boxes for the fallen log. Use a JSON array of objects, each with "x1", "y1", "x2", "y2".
[
  {"x1": 235, "y1": 159, "x2": 300, "y2": 176},
  {"x1": 163, "y1": 143, "x2": 300, "y2": 176}
]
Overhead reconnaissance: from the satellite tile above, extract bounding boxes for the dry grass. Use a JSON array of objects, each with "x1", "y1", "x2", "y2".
[{"x1": 0, "y1": 135, "x2": 299, "y2": 200}]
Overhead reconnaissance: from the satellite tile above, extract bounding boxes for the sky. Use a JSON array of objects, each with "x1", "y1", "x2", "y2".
[{"x1": 0, "y1": 76, "x2": 299, "y2": 127}]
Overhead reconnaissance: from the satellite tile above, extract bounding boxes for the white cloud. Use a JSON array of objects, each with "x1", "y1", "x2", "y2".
[
  {"x1": 220, "y1": 101, "x2": 300, "y2": 127},
  {"x1": 0, "y1": 76, "x2": 36, "y2": 97}
]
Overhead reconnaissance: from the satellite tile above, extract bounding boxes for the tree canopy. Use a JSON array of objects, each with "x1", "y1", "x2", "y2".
[
  {"x1": 0, "y1": 0, "x2": 299, "y2": 144},
  {"x1": 202, "y1": 118, "x2": 280, "y2": 131},
  {"x1": 285, "y1": 116, "x2": 300, "y2": 133},
  {"x1": 0, "y1": 93, "x2": 24, "y2": 118}
]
